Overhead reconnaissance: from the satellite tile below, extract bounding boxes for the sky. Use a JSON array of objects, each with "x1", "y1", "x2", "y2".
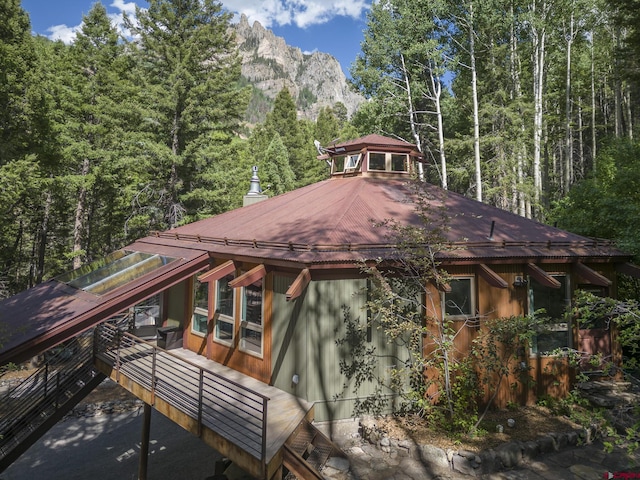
[{"x1": 20, "y1": 0, "x2": 372, "y2": 77}]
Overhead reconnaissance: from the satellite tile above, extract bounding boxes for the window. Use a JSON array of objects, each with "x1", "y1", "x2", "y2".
[
  {"x1": 214, "y1": 273, "x2": 235, "y2": 344},
  {"x1": 129, "y1": 294, "x2": 163, "y2": 340},
  {"x1": 345, "y1": 154, "x2": 359, "y2": 169},
  {"x1": 391, "y1": 154, "x2": 408, "y2": 172},
  {"x1": 444, "y1": 277, "x2": 475, "y2": 317},
  {"x1": 240, "y1": 280, "x2": 263, "y2": 356},
  {"x1": 192, "y1": 280, "x2": 208, "y2": 336},
  {"x1": 57, "y1": 250, "x2": 176, "y2": 296},
  {"x1": 332, "y1": 156, "x2": 345, "y2": 173},
  {"x1": 369, "y1": 152, "x2": 386, "y2": 171},
  {"x1": 529, "y1": 275, "x2": 570, "y2": 354}
]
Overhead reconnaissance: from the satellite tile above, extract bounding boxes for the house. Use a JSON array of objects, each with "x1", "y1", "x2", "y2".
[{"x1": 0, "y1": 134, "x2": 637, "y2": 477}]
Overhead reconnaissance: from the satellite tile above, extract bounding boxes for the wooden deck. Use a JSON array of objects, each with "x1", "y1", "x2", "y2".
[{"x1": 93, "y1": 324, "x2": 313, "y2": 480}]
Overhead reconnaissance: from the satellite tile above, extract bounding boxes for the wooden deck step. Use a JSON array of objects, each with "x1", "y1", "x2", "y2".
[{"x1": 282, "y1": 420, "x2": 345, "y2": 480}]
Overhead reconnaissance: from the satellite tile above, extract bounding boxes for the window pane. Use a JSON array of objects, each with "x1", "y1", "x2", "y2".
[
  {"x1": 195, "y1": 280, "x2": 208, "y2": 310},
  {"x1": 345, "y1": 154, "x2": 359, "y2": 169},
  {"x1": 134, "y1": 294, "x2": 161, "y2": 327},
  {"x1": 445, "y1": 278, "x2": 473, "y2": 316},
  {"x1": 369, "y1": 153, "x2": 386, "y2": 171},
  {"x1": 241, "y1": 281, "x2": 263, "y2": 355},
  {"x1": 391, "y1": 154, "x2": 407, "y2": 172},
  {"x1": 530, "y1": 275, "x2": 570, "y2": 354},
  {"x1": 535, "y1": 329, "x2": 569, "y2": 354},
  {"x1": 241, "y1": 327, "x2": 262, "y2": 355},
  {"x1": 530, "y1": 276, "x2": 568, "y2": 320},
  {"x1": 216, "y1": 320, "x2": 234, "y2": 342},
  {"x1": 216, "y1": 274, "x2": 234, "y2": 317},
  {"x1": 193, "y1": 310, "x2": 208, "y2": 334},
  {"x1": 333, "y1": 156, "x2": 345, "y2": 173},
  {"x1": 242, "y1": 283, "x2": 262, "y2": 326}
]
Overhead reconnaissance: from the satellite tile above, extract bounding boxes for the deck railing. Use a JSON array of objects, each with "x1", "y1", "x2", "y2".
[
  {"x1": 0, "y1": 331, "x2": 103, "y2": 469},
  {"x1": 94, "y1": 322, "x2": 269, "y2": 465}
]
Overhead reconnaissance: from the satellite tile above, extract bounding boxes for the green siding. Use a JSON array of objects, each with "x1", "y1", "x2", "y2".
[
  {"x1": 271, "y1": 275, "x2": 405, "y2": 421},
  {"x1": 165, "y1": 281, "x2": 187, "y2": 327}
]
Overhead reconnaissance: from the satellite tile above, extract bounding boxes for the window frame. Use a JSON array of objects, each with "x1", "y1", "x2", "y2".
[
  {"x1": 391, "y1": 153, "x2": 409, "y2": 172},
  {"x1": 529, "y1": 273, "x2": 571, "y2": 355},
  {"x1": 213, "y1": 273, "x2": 236, "y2": 346},
  {"x1": 239, "y1": 280, "x2": 264, "y2": 358},
  {"x1": 443, "y1": 276, "x2": 476, "y2": 319},
  {"x1": 191, "y1": 279, "x2": 209, "y2": 337},
  {"x1": 368, "y1": 152, "x2": 387, "y2": 171},
  {"x1": 367, "y1": 152, "x2": 410, "y2": 173},
  {"x1": 332, "y1": 155, "x2": 345, "y2": 174},
  {"x1": 344, "y1": 154, "x2": 360, "y2": 170}
]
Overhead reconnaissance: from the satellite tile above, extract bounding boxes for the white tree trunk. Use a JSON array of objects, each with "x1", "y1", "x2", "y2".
[
  {"x1": 469, "y1": 1, "x2": 482, "y2": 202},
  {"x1": 564, "y1": 12, "x2": 574, "y2": 194},
  {"x1": 531, "y1": 2, "x2": 546, "y2": 217},
  {"x1": 400, "y1": 54, "x2": 426, "y2": 182},
  {"x1": 430, "y1": 71, "x2": 448, "y2": 190}
]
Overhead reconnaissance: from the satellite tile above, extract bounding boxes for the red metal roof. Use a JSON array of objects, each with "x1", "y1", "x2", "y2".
[
  {"x1": 0, "y1": 245, "x2": 209, "y2": 365},
  {"x1": 143, "y1": 176, "x2": 628, "y2": 266}
]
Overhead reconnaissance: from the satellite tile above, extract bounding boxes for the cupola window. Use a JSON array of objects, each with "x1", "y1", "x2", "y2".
[{"x1": 367, "y1": 152, "x2": 409, "y2": 173}]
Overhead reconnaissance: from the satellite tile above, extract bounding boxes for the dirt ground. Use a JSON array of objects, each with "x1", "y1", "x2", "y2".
[
  {"x1": 79, "y1": 378, "x2": 137, "y2": 405},
  {"x1": 371, "y1": 406, "x2": 582, "y2": 452}
]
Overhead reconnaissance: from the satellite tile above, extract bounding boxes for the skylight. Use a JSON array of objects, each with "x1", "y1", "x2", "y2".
[{"x1": 57, "y1": 250, "x2": 176, "y2": 295}]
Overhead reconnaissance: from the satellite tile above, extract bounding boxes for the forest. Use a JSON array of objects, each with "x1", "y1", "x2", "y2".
[{"x1": 1, "y1": 0, "x2": 639, "y2": 298}]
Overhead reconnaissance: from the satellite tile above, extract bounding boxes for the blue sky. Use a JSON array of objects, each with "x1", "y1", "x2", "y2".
[{"x1": 20, "y1": 0, "x2": 371, "y2": 77}]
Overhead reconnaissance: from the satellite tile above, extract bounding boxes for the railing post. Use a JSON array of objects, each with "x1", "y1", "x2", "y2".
[
  {"x1": 261, "y1": 396, "x2": 268, "y2": 468},
  {"x1": 197, "y1": 370, "x2": 204, "y2": 437},
  {"x1": 55, "y1": 372, "x2": 60, "y2": 409},
  {"x1": 151, "y1": 347, "x2": 157, "y2": 406},
  {"x1": 43, "y1": 363, "x2": 48, "y2": 400},
  {"x1": 115, "y1": 329, "x2": 121, "y2": 383}
]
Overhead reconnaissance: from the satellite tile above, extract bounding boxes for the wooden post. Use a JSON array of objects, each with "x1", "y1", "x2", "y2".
[{"x1": 138, "y1": 403, "x2": 152, "y2": 480}]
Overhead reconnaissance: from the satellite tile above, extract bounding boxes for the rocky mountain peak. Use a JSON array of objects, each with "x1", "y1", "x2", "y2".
[{"x1": 233, "y1": 15, "x2": 364, "y2": 122}]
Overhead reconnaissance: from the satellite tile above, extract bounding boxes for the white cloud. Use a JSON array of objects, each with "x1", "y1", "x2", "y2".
[
  {"x1": 222, "y1": 0, "x2": 370, "y2": 28},
  {"x1": 46, "y1": 0, "x2": 141, "y2": 44},
  {"x1": 47, "y1": 24, "x2": 80, "y2": 44},
  {"x1": 110, "y1": 0, "x2": 138, "y2": 17}
]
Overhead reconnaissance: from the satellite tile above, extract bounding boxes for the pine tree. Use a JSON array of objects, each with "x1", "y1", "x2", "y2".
[
  {"x1": 0, "y1": 0, "x2": 36, "y2": 164},
  {"x1": 126, "y1": 0, "x2": 249, "y2": 229},
  {"x1": 60, "y1": 3, "x2": 139, "y2": 267},
  {"x1": 264, "y1": 88, "x2": 321, "y2": 187}
]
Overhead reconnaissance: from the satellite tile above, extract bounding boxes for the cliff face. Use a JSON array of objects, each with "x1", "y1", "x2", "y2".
[{"x1": 233, "y1": 15, "x2": 364, "y2": 122}]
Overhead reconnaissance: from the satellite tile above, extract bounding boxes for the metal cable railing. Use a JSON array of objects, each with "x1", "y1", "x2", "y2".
[
  {"x1": 94, "y1": 322, "x2": 269, "y2": 463},
  {"x1": 0, "y1": 331, "x2": 101, "y2": 459}
]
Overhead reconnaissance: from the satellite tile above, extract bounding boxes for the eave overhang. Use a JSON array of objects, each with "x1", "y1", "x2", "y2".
[
  {"x1": 0, "y1": 245, "x2": 210, "y2": 367},
  {"x1": 140, "y1": 232, "x2": 630, "y2": 272}
]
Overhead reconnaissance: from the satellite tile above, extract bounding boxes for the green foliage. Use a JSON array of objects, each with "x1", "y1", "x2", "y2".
[
  {"x1": 263, "y1": 88, "x2": 326, "y2": 187},
  {"x1": 0, "y1": 0, "x2": 37, "y2": 164},
  {"x1": 241, "y1": 79, "x2": 274, "y2": 125},
  {"x1": 472, "y1": 314, "x2": 542, "y2": 428},
  {"x1": 572, "y1": 290, "x2": 640, "y2": 367},
  {"x1": 551, "y1": 140, "x2": 640, "y2": 261},
  {"x1": 260, "y1": 133, "x2": 296, "y2": 195},
  {"x1": 297, "y1": 87, "x2": 317, "y2": 110},
  {"x1": 126, "y1": 0, "x2": 248, "y2": 229}
]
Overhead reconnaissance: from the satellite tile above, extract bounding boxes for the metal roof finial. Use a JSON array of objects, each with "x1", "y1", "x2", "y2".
[{"x1": 247, "y1": 165, "x2": 262, "y2": 195}]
